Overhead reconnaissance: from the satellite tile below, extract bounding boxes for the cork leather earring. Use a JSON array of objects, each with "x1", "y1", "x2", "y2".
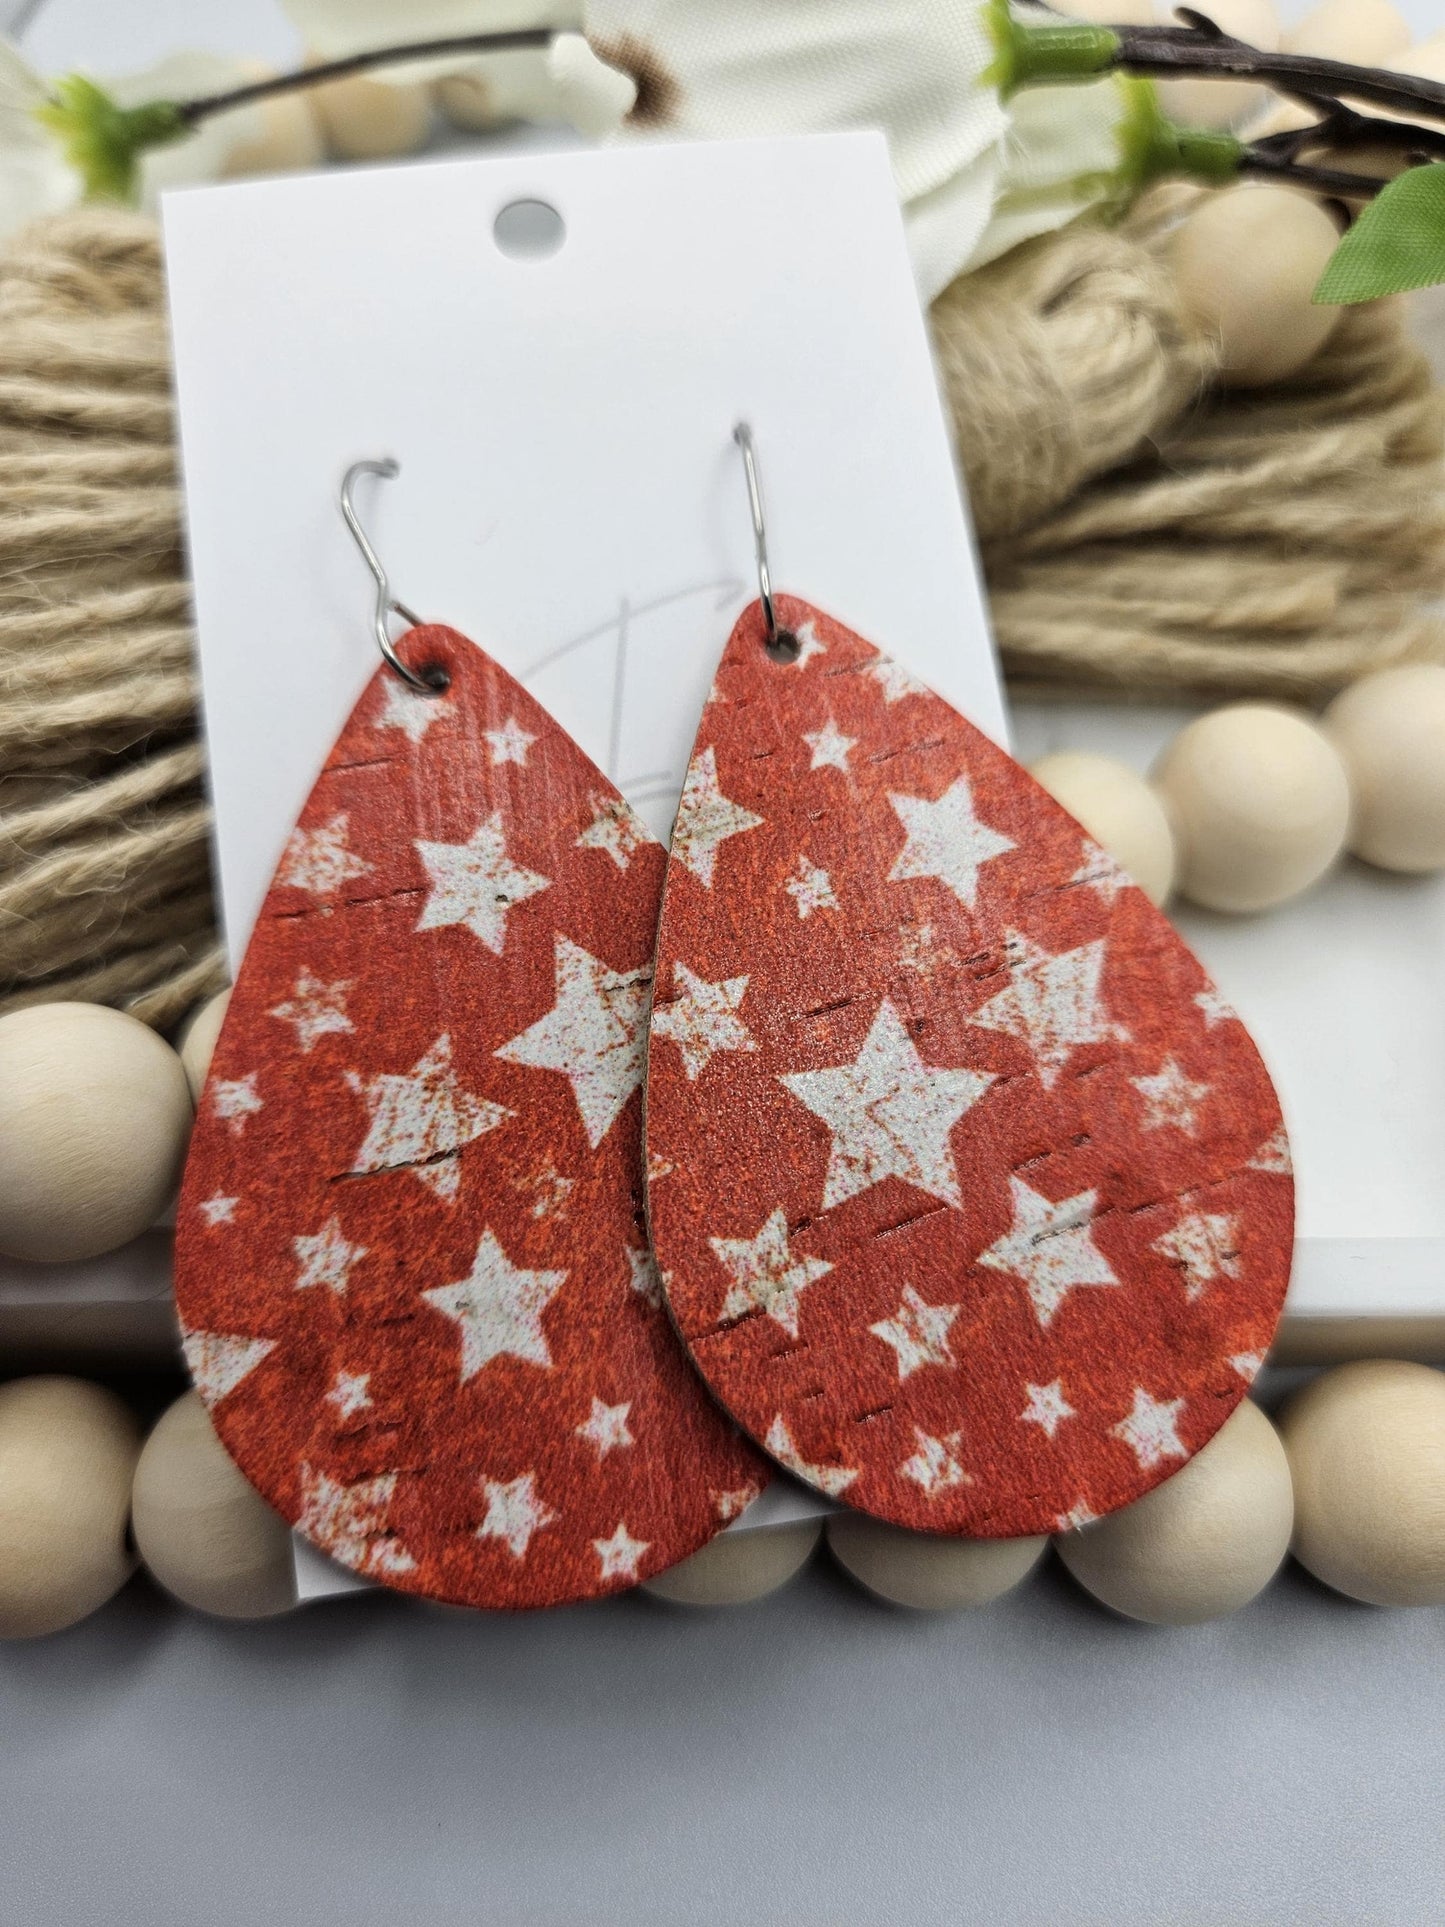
[
  {"x1": 643, "y1": 427, "x2": 1294, "y2": 1538},
  {"x1": 174, "y1": 459, "x2": 765, "y2": 1609}
]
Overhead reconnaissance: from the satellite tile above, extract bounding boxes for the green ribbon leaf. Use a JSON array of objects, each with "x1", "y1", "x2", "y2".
[
  {"x1": 36, "y1": 75, "x2": 188, "y2": 204},
  {"x1": 1314, "y1": 163, "x2": 1445, "y2": 306}
]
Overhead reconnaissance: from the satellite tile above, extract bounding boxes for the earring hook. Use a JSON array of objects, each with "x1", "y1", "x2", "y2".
[
  {"x1": 339, "y1": 457, "x2": 437, "y2": 692},
  {"x1": 732, "y1": 423, "x2": 797, "y2": 661}
]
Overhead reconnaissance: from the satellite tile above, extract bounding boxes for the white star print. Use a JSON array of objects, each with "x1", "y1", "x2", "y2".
[
  {"x1": 1230, "y1": 1351, "x2": 1265, "y2": 1382},
  {"x1": 764, "y1": 1416, "x2": 858, "y2": 1497},
  {"x1": 646, "y1": 1151, "x2": 674, "y2": 1185},
  {"x1": 1070, "y1": 839, "x2": 1131, "y2": 906},
  {"x1": 476, "y1": 1472, "x2": 556, "y2": 1559},
  {"x1": 347, "y1": 1033, "x2": 509, "y2": 1201},
  {"x1": 211, "y1": 1073, "x2": 262, "y2": 1136},
  {"x1": 709, "y1": 1207, "x2": 833, "y2": 1340},
  {"x1": 792, "y1": 619, "x2": 826, "y2": 668},
  {"x1": 1152, "y1": 1210, "x2": 1240, "y2": 1302},
  {"x1": 1112, "y1": 1388, "x2": 1189, "y2": 1471},
  {"x1": 415, "y1": 811, "x2": 551, "y2": 954},
  {"x1": 577, "y1": 1396, "x2": 635, "y2": 1458},
  {"x1": 803, "y1": 717, "x2": 856, "y2": 772},
  {"x1": 784, "y1": 855, "x2": 838, "y2": 919},
  {"x1": 715, "y1": 1486, "x2": 761, "y2": 1522},
  {"x1": 496, "y1": 938, "x2": 650, "y2": 1149},
  {"x1": 1249, "y1": 1125, "x2": 1292, "y2": 1175},
  {"x1": 279, "y1": 813, "x2": 371, "y2": 897},
  {"x1": 971, "y1": 931, "x2": 1116, "y2": 1088},
  {"x1": 781, "y1": 998, "x2": 993, "y2": 1211},
  {"x1": 627, "y1": 1243, "x2": 666, "y2": 1310},
  {"x1": 484, "y1": 716, "x2": 536, "y2": 766},
  {"x1": 198, "y1": 1194, "x2": 237, "y2": 1227},
  {"x1": 424, "y1": 1230, "x2": 567, "y2": 1382},
  {"x1": 293, "y1": 1215, "x2": 369, "y2": 1295},
  {"x1": 374, "y1": 677, "x2": 449, "y2": 744},
  {"x1": 1056, "y1": 1501, "x2": 1099, "y2": 1532},
  {"x1": 515, "y1": 1160, "x2": 575, "y2": 1220},
  {"x1": 888, "y1": 773, "x2": 1015, "y2": 911},
  {"x1": 326, "y1": 1370, "x2": 373, "y2": 1420},
  {"x1": 1194, "y1": 986, "x2": 1237, "y2": 1029},
  {"x1": 575, "y1": 792, "x2": 654, "y2": 871},
  {"x1": 181, "y1": 1328, "x2": 276, "y2": 1405},
  {"x1": 899, "y1": 1428, "x2": 972, "y2": 1499},
  {"x1": 978, "y1": 1178, "x2": 1120, "y2": 1329},
  {"x1": 1021, "y1": 1379, "x2": 1077, "y2": 1440},
  {"x1": 268, "y1": 969, "x2": 353, "y2": 1053},
  {"x1": 671, "y1": 746, "x2": 764, "y2": 887},
  {"x1": 869, "y1": 656, "x2": 928, "y2": 703},
  {"x1": 870, "y1": 1283, "x2": 960, "y2": 1380},
  {"x1": 651, "y1": 962, "x2": 755, "y2": 1081},
  {"x1": 299, "y1": 1463, "x2": 414, "y2": 1575},
  {"x1": 1132, "y1": 1057, "x2": 1211, "y2": 1135},
  {"x1": 594, "y1": 1521, "x2": 650, "y2": 1583}
]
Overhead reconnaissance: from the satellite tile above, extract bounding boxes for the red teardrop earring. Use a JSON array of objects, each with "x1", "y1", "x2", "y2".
[
  {"x1": 175, "y1": 458, "x2": 766, "y2": 1607},
  {"x1": 644, "y1": 426, "x2": 1294, "y2": 1538}
]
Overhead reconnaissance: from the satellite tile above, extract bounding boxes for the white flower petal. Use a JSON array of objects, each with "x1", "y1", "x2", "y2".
[
  {"x1": 0, "y1": 38, "x2": 80, "y2": 242},
  {"x1": 284, "y1": 0, "x2": 583, "y2": 77}
]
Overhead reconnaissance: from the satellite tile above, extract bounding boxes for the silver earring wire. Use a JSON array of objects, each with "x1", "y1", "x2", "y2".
[
  {"x1": 339, "y1": 458, "x2": 438, "y2": 692},
  {"x1": 732, "y1": 423, "x2": 798, "y2": 660}
]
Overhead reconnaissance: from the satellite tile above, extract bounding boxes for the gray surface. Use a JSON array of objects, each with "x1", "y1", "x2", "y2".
[
  {"x1": 4, "y1": 2, "x2": 1445, "y2": 1923},
  {"x1": 2, "y1": 1553, "x2": 1443, "y2": 1926}
]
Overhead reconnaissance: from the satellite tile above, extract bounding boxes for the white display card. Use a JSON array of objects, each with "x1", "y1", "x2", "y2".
[{"x1": 160, "y1": 132, "x2": 1003, "y2": 1592}]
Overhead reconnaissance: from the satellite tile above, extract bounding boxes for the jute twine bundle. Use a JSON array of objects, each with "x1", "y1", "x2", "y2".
[{"x1": 1, "y1": 202, "x2": 1442, "y2": 1029}]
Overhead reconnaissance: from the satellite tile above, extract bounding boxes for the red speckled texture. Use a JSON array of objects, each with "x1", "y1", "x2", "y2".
[
  {"x1": 176, "y1": 625, "x2": 765, "y2": 1608},
  {"x1": 646, "y1": 599, "x2": 1293, "y2": 1536}
]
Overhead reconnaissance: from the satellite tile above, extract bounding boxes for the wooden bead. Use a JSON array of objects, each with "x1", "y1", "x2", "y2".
[
  {"x1": 826, "y1": 1516, "x2": 1046, "y2": 1611},
  {"x1": 177, "y1": 988, "x2": 230, "y2": 1101},
  {"x1": 1152, "y1": 703, "x2": 1351, "y2": 912},
  {"x1": 1056, "y1": 1400, "x2": 1293, "y2": 1624},
  {"x1": 1323, "y1": 665, "x2": 1445, "y2": 874},
  {"x1": 641, "y1": 1520, "x2": 822, "y2": 1607},
  {"x1": 306, "y1": 54, "x2": 431, "y2": 161},
  {"x1": 434, "y1": 51, "x2": 554, "y2": 130},
  {"x1": 1169, "y1": 185, "x2": 1342, "y2": 387},
  {"x1": 220, "y1": 70, "x2": 324, "y2": 178},
  {"x1": 0, "y1": 1003, "x2": 192, "y2": 1264},
  {"x1": 1156, "y1": 0, "x2": 1280, "y2": 128},
  {"x1": 0, "y1": 1377, "x2": 140, "y2": 1638},
  {"x1": 1282, "y1": 0, "x2": 1410, "y2": 63},
  {"x1": 1280, "y1": 1360, "x2": 1445, "y2": 1607},
  {"x1": 1029, "y1": 751, "x2": 1176, "y2": 906},
  {"x1": 131, "y1": 1392, "x2": 296, "y2": 1619}
]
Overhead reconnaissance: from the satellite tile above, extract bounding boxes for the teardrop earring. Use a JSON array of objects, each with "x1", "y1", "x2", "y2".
[
  {"x1": 175, "y1": 458, "x2": 766, "y2": 1607},
  {"x1": 644, "y1": 425, "x2": 1294, "y2": 1539}
]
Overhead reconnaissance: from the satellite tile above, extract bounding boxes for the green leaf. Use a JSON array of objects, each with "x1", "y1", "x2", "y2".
[
  {"x1": 36, "y1": 75, "x2": 188, "y2": 204},
  {"x1": 1314, "y1": 163, "x2": 1445, "y2": 306}
]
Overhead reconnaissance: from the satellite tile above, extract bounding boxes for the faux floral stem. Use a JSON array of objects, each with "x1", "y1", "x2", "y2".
[{"x1": 174, "y1": 28, "x2": 555, "y2": 127}]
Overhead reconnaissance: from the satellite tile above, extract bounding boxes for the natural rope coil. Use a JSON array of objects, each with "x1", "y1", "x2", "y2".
[{"x1": 1, "y1": 201, "x2": 1443, "y2": 1030}]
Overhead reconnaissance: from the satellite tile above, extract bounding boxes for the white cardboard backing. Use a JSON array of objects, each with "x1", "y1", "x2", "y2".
[{"x1": 160, "y1": 132, "x2": 1004, "y2": 1593}]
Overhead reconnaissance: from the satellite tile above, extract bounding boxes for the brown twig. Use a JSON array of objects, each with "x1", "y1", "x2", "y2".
[{"x1": 175, "y1": 29, "x2": 554, "y2": 127}]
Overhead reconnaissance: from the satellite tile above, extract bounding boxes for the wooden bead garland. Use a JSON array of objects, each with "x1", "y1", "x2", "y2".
[
  {"x1": 826, "y1": 1516, "x2": 1047, "y2": 1612},
  {"x1": 1028, "y1": 751, "x2": 1175, "y2": 907},
  {"x1": 176, "y1": 988, "x2": 230, "y2": 1102},
  {"x1": 131, "y1": 1390, "x2": 297, "y2": 1619},
  {"x1": 0, "y1": 1002, "x2": 192, "y2": 1263},
  {"x1": 1323, "y1": 665, "x2": 1445, "y2": 874},
  {"x1": 641, "y1": 1520, "x2": 823, "y2": 1608},
  {"x1": 0, "y1": 1377, "x2": 141, "y2": 1638},
  {"x1": 1055, "y1": 1398, "x2": 1293, "y2": 1624}
]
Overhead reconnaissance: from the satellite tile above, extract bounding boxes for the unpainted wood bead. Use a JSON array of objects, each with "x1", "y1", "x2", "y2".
[
  {"x1": 1323, "y1": 664, "x2": 1445, "y2": 873},
  {"x1": 641, "y1": 1519, "x2": 822, "y2": 1607},
  {"x1": 1152, "y1": 703, "x2": 1351, "y2": 912},
  {"x1": 1056, "y1": 1400, "x2": 1293, "y2": 1624},
  {"x1": 1155, "y1": 0, "x2": 1280, "y2": 128},
  {"x1": 0, "y1": 1003, "x2": 192, "y2": 1264},
  {"x1": 826, "y1": 1515, "x2": 1047, "y2": 1611},
  {"x1": 0, "y1": 1377, "x2": 141, "y2": 1638},
  {"x1": 1029, "y1": 751, "x2": 1176, "y2": 906},
  {"x1": 177, "y1": 988, "x2": 230, "y2": 1101},
  {"x1": 131, "y1": 1392, "x2": 296, "y2": 1619},
  {"x1": 220, "y1": 69, "x2": 325, "y2": 178},
  {"x1": 1282, "y1": 0, "x2": 1410, "y2": 62},
  {"x1": 434, "y1": 50, "x2": 555, "y2": 130},
  {"x1": 305, "y1": 53, "x2": 431, "y2": 161},
  {"x1": 1280, "y1": 1360, "x2": 1445, "y2": 1607},
  {"x1": 1169, "y1": 184, "x2": 1343, "y2": 388}
]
